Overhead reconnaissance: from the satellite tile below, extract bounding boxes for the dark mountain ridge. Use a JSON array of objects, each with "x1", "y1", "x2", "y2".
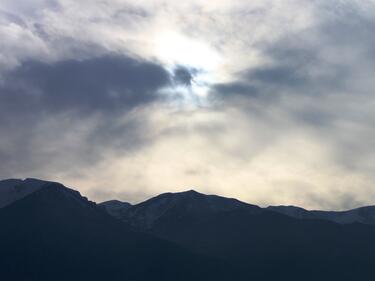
[
  {"x1": 101, "y1": 189, "x2": 375, "y2": 226},
  {"x1": 0, "y1": 178, "x2": 51, "y2": 208},
  {"x1": 99, "y1": 199, "x2": 133, "y2": 218},
  {"x1": 0, "y1": 180, "x2": 235, "y2": 281},
  {"x1": 99, "y1": 187, "x2": 375, "y2": 280},
  {"x1": 1, "y1": 178, "x2": 375, "y2": 281},
  {"x1": 267, "y1": 204, "x2": 375, "y2": 225},
  {"x1": 109, "y1": 189, "x2": 261, "y2": 230}
]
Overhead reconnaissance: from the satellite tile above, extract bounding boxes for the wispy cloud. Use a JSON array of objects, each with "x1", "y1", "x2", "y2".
[{"x1": 1, "y1": 0, "x2": 375, "y2": 210}]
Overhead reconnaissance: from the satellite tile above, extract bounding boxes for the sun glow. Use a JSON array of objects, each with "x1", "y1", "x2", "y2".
[
  {"x1": 154, "y1": 31, "x2": 222, "y2": 103},
  {"x1": 155, "y1": 31, "x2": 221, "y2": 70}
]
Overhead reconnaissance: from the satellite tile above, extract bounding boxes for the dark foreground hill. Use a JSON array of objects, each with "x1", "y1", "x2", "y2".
[
  {"x1": 267, "y1": 204, "x2": 375, "y2": 225},
  {"x1": 1, "y1": 178, "x2": 375, "y2": 281},
  {"x1": 101, "y1": 189, "x2": 375, "y2": 281},
  {"x1": 0, "y1": 180, "x2": 233, "y2": 281}
]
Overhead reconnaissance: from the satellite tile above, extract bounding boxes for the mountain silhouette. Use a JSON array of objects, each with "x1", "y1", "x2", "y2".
[
  {"x1": 100, "y1": 199, "x2": 133, "y2": 218},
  {"x1": 102, "y1": 189, "x2": 260, "y2": 230},
  {"x1": 268, "y1": 204, "x2": 375, "y2": 225},
  {"x1": 0, "y1": 180, "x2": 234, "y2": 281},
  {"x1": 0, "y1": 178, "x2": 51, "y2": 207},
  {"x1": 1, "y1": 178, "x2": 375, "y2": 281},
  {"x1": 102, "y1": 189, "x2": 375, "y2": 280}
]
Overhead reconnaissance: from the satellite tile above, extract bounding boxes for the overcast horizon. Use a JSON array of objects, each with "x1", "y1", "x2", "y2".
[{"x1": 1, "y1": 0, "x2": 375, "y2": 210}]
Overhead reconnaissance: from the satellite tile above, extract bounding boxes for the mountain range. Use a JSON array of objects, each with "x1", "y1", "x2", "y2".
[
  {"x1": 100, "y1": 190, "x2": 375, "y2": 227},
  {"x1": 1, "y1": 178, "x2": 375, "y2": 281}
]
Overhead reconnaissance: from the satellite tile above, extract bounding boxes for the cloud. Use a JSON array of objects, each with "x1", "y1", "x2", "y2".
[
  {"x1": 1, "y1": 55, "x2": 170, "y2": 113},
  {"x1": 203, "y1": 1, "x2": 375, "y2": 209},
  {"x1": 212, "y1": 82, "x2": 258, "y2": 98},
  {"x1": 172, "y1": 65, "x2": 197, "y2": 87},
  {"x1": 1, "y1": 0, "x2": 375, "y2": 210},
  {"x1": 0, "y1": 54, "x2": 171, "y2": 180}
]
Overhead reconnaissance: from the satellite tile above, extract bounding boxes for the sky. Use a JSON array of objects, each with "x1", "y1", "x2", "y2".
[{"x1": 1, "y1": 0, "x2": 375, "y2": 210}]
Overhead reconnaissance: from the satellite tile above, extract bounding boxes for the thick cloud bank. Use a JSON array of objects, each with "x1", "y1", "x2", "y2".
[{"x1": 1, "y1": 0, "x2": 375, "y2": 209}]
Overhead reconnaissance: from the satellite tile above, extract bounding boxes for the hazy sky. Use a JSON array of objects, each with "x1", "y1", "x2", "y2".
[{"x1": 1, "y1": 0, "x2": 375, "y2": 210}]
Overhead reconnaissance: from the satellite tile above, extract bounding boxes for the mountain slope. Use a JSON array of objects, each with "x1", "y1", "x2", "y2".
[
  {"x1": 3, "y1": 180, "x2": 375, "y2": 281},
  {"x1": 267, "y1": 205, "x2": 375, "y2": 225},
  {"x1": 116, "y1": 189, "x2": 261, "y2": 230},
  {"x1": 0, "y1": 178, "x2": 51, "y2": 208},
  {"x1": 0, "y1": 182, "x2": 234, "y2": 281},
  {"x1": 99, "y1": 200, "x2": 132, "y2": 218},
  {"x1": 106, "y1": 190, "x2": 375, "y2": 281}
]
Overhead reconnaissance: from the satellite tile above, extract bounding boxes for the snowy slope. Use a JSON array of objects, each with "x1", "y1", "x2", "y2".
[
  {"x1": 267, "y1": 205, "x2": 375, "y2": 225},
  {"x1": 109, "y1": 189, "x2": 261, "y2": 230},
  {"x1": 99, "y1": 200, "x2": 132, "y2": 218},
  {"x1": 0, "y1": 178, "x2": 50, "y2": 208}
]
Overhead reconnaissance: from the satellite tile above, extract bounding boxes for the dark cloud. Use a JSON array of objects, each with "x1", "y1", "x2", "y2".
[
  {"x1": 245, "y1": 64, "x2": 308, "y2": 88},
  {"x1": 211, "y1": 58, "x2": 313, "y2": 103},
  {"x1": 207, "y1": 5, "x2": 375, "y2": 208},
  {"x1": 1, "y1": 0, "x2": 375, "y2": 209},
  {"x1": 212, "y1": 46, "x2": 340, "y2": 103},
  {"x1": 0, "y1": 54, "x2": 171, "y2": 178},
  {"x1": 212, "y1": 6, "x2": 375, "y2": 104},
  {"x1": 172, "y1": 65, "x2": 197, "y2": 87},
  {"x1": 0, "y1": 9, "x2": 26, "y2": 26},
  {"x1": 1, "y1": 55, "x2": 170, "y2": 114},
  {"x1": 113, "y1": 5, "x2": 150, "y2": 21},
  {"x1": 1, "y1": 0, "x2": 61, "y2": 18},
  {"x1": 212, "y1": 82, "x2": 258, "y2": 98}
]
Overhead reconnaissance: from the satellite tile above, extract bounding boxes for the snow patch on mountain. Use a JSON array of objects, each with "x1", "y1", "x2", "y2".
[
  {"x1": 99, "y1": 200, "x2": 132, "y2": 218},
  {"x1": 267, "y1": 205, "x2": 375, "y2": 225},
  {"x1": 0, "y1": 178, "x2": 49, "y2": 208},
  {"x1": 118, "y1": 189, "x2": 261, "y2": 230}
]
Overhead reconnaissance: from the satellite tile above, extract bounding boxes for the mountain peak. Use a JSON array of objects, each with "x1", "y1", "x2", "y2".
[
  {"x1": 101, "y1": 199, "x2": 131, "y2": 205},
  {"x1": 118, "y1": 189, "x2": 261, "y2": 230},
  {"x1": 170, "y1": 189, "x2": 205, "y2": 198},
  {"x1": 267, "y1": 204, "x2": 375, "y2": 225},
  {"x1": 0, "y1": 178, "x2": 50, "y2": 208},
  {"x1": 182, "y1": 189, "x2": 200, "y2": 194},
  {"x1": 99, "y1": 200, "x2": 132, "y2": 218},
  {"x1": 0, "y1": 178, "x2": 93, "y2": 209}
]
